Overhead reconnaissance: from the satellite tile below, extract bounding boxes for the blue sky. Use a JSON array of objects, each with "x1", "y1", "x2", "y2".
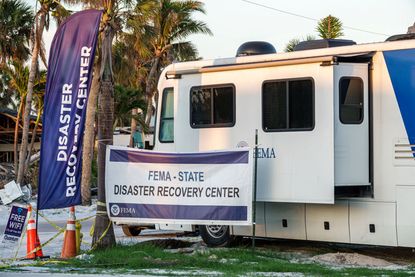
[{"x1": 25, "y1": 0, "x2": 415, "y2": 60}]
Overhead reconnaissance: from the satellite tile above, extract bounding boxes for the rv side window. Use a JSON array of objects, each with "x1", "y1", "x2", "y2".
[
  {"x1": 190, "y1": 85, "x2": 235, "y2": 128},
  {"x1": 339, "y1": 77, "x2": 363, "y2": 124},
  {"x1": 263, "y1": 79, "x2": 314, "y2": 131},
  {"x1": 159, "y1": 87, "x2": 174, "y2": 143}
]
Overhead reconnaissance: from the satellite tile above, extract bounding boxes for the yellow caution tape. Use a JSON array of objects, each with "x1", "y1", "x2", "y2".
[
  {"x1": 37, "y1": 211, "x2": 64, "y2": 232},
  {"x1": 1, "y1": 204, "x2": 114, "y2": 264}
]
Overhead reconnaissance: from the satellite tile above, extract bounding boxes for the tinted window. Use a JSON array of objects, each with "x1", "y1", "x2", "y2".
[
  {"x1": 263, "y1": 82, "x2": 287, "y2": 129},
  {"x1": 263, "y1": 79, "x2": 314, "y2": 131},
  {"x1": 289, "y1": 80, "x2": 314, "y2": 129},
  {"x1": 191, "y1": 85, "x2": 235, "y2": 128},
  {"x1": 339, "y1": 77, "x2": 363, "y2": 124},
  {"x1": 159, "y1": 88, "x2": 174, "y2": 142},
  {"x1": 213, "y1": 87, "x2": 234, "y2": 124}
]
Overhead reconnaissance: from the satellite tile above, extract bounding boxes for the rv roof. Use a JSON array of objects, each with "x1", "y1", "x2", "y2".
[{"x1": 165, "y1": 39, "x2": 415, "y2": 77}]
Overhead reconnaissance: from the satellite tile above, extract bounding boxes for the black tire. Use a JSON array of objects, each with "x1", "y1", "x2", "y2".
[
  {"x1": 122, "y1": 225, "x2": 141, "y2": 237},
  {"x1": 199, "y1": 225, "x2": 231, "y2": 247}
]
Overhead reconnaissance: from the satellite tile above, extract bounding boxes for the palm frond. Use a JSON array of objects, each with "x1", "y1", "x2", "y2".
[{"x1": 316, "y1": 15, "x2": 344, "y2": 39}]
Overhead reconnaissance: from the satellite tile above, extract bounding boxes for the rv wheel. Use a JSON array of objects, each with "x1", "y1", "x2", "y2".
[
  {"x1": 199, "y1": 225, "x2": 231, "y2": 247},
  {"x1": 122, "y1": 225, "x2": 141, "y2": 237}
]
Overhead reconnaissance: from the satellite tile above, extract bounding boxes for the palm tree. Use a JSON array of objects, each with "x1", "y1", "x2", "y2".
[
  {"x1": 0, "y1": 72, "x2": 15, "y2": 109},
  {"x1": 112, "y1": 41, "x2": 139, "y2": 88},
  {"x1": 90, "y1": 0, "x2": 138, "y2": 248},
  {"x1": 169, "y1": 42, "x2": 200, "y2": 62},
  {"x1": 87, "y1": 2, "x2": 210, "y2": 247},
  {"x1": 0, "y1": 0, "x2": 33, "y2": 113},
  {"x1": 285, "y1": 38, "x2": 300, "y2": 53},
  {"x1": 16, "y1": 0, "x2": 69, "y2": 186},
  {"x1": 81, "y1": 1, "x2": 137, "y2": 207},
  {"x1": 1, "y1": 61, "x2": 46, "y2": 176},
  {"x1": 113, "y1": 85, "x2": 147, "y2": 129},
  {"x1": 316, "y1": 15, "x2": 344, "y2": 39},
  {"x1": 0, "y1": 0, "x2": 34, "y2": 64},
  {"x1": 284, "y1": 34, "x2": 316, "y2": 52},
  {"x1": 131, "y1": 0, "x2": 211, "y2": 126},
  {"x1": 2, "y1": 61, "x2": 29, "y2": 171}
]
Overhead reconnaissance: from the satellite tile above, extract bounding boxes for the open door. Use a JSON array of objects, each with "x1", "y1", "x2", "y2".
[{"x1": 334, "y1": 63, "x2": 370, "y2": 186}]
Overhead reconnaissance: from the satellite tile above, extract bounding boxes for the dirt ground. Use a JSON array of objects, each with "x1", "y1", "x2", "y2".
[{"x1": 243, "y1": 237, "x2": 415, "y2": 266}]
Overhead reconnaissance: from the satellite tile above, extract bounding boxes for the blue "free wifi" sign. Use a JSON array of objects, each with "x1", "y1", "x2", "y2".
[{"x1": 3, "y1": 206, "x2": 28, "y2": 243}]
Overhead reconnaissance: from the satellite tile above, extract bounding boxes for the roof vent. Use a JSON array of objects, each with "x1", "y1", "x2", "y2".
[
  {"x1": 294, "y1": 39, "x2": 356, "y2": 51},
  {"x1": 236, "y1": 41, "x2": 276, "y2": 57},
  {"x1": 386, "y1": 33, "x2": 415, "y2": 41}
]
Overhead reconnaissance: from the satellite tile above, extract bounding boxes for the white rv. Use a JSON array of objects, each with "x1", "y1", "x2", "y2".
[{"x1": 150, "y1": 35, "x2": 415, "y2": 247}]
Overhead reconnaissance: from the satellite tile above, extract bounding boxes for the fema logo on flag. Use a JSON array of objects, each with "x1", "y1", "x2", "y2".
[{"x1": 111, "y1": 204, "x2": 120, "y2": 216}]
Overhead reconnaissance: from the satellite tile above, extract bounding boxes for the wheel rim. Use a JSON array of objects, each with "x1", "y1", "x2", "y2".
[{"x1": 206, "y1": 225, "x2": 228, "y2": 239}]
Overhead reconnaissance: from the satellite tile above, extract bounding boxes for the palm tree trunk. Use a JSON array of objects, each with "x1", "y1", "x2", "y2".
[
  {"x1": 92, "y1": 23, "x2": 115, "y2": 249},
  {"x1": 14, "y1": 100, "x2": 23, "y2": 172},
  {"x1": 144, "y1": 56, "x2": 160, "y2": 126},
  {"x1": 81, "y1": 58, "x2": 101, "y2": 206},
  {"x1": 17, "y1": 10, "x2": 45, "y2": 185},
  {"x1": 145, "y1": 99, "x2": 153, "y2": 126},
  {"x1": 24, "y1": 107, "x2": 41, "y2": 170}
]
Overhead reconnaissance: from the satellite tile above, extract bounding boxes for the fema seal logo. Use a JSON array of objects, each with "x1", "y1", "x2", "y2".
[
  {"x1": 237, "y1": 141, "x2": 249, "y2": 148},
  {"x1": 111, "y1": 204, "x2": 120, "y2": 216}
]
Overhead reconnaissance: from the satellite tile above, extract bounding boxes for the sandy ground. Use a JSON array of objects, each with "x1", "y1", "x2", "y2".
[{"x1": 310, "y1": 252, "x2": 396, "y2": 267}]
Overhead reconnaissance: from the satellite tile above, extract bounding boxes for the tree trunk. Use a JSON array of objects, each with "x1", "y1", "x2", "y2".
[
  {"x1": 24, "y1": 108, "x2": 41, "y2": 170},
  {"x1": 81, "y1": 58, "x2": 101, "y2": 206},
  {"x1": 92, "y1": 23, "x2": 115, "y2": 249},
  {"x1": 144, "y1": 56, "x2": 160, "y2": 126},
  {"x1": 145, "y1": 99, "x2": 153, "y2": 126},
  {"x1": 17, "y1": 10, "x2": 46, "y2": 185},
  {"x1": 14, "y1": 100, "x2": 23, "y2": 172},
  {"x1": 129, "y1": 108, "x2": 137, "y2": 147}
]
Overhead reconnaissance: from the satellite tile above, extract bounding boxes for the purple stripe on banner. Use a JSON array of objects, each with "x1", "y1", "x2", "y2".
[
  {"x1": 109, "y1": 149, "x2": 249, "y2": 164},
  {"x1": 109, "y1": 203, "x2": 247, "y2": 221}
]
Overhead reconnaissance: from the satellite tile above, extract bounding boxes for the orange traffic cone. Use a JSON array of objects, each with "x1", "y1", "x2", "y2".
[
  {"x1": 26, "y1": 206, "x2": 44, "y2": 259},
  {"x1": 61, "y1": 206, "x2": 77, "y2": 258}
]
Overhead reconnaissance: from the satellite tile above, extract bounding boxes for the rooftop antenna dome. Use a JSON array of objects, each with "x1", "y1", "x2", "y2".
[{"x1": 236, "y1": 41, "x2": 276, "y2": 57}]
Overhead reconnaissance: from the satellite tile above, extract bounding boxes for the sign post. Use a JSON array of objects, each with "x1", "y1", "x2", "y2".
[{"x1": 252, "y1": 129, "x2": 258, "y2": 252}]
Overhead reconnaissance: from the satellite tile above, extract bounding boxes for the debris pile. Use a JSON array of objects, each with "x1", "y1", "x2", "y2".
[
  {"x1": 0, "y1": 163, "x2": 38, "y2": 190},
  {"x1": 0, "y1": 163, "x2": 15, "y2": 189}
]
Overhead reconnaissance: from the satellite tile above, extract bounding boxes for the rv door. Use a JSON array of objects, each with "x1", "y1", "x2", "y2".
[{"x1": 334, "y1": 63, "x2": 370, "y2": 186}]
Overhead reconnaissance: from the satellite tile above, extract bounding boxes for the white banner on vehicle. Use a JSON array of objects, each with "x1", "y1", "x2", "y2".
[{"x1": 105, "y1": 146, "x2": 253, "y2": 225}]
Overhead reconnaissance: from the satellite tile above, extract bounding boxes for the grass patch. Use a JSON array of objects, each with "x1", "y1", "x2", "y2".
[{"x1": 46, "y1": 242, "x2": 415, "y2": 276}]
